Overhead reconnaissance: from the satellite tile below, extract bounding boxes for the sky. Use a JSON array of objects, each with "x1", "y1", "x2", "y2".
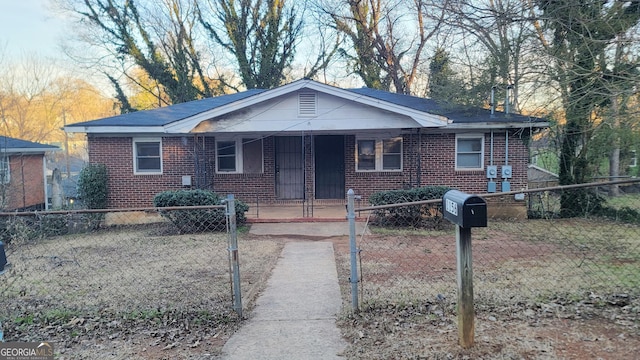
[{"x1": 0, "y1": 0, "x2": 69, "y2": 60}]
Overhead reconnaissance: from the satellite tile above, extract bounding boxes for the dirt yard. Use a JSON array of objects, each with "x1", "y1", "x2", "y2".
[
  {"x1": 1, "y1": 220, "x2": 638, "y2": 359},
  {"x1": 330, "y1": 224, "x2": 640, "y2": 360},
  {"x1": 1, "y1": 225, "x2": 282, "y2": 359}
]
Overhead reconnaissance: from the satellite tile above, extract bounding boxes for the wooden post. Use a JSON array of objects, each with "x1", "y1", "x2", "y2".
[{"x1": 456, "y1": 225, "x2": 474, "y2": 348}]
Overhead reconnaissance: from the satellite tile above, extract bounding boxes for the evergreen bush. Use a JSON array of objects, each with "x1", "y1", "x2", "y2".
[
  {"x1": 368, "y1": 186, "x2": 451, "y2": 228},
  {"x1": 77, "y1": 164, "x2": 108, "y2": 209},
  {"x1": 77, "y1": 164, "x2": 108, "y2": 229},
  {"x1": 153, "y1": 189, "x2": 248, "y2": 233}
]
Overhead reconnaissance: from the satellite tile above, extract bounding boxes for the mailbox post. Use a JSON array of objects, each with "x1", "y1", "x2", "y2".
[{"x1": 442, "y1": 190, "x2": 487, "y2": 348}]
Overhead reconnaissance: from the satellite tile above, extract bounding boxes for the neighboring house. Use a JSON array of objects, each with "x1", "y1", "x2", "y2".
[
  {"x1": 47, "y1": 155, "x2": 86, "y2": 209},
  {"x1": 64, "y1": 79, "x2": 548, "y2": 216},
  {"x1": 528, "y1": 164, "x2": 559, "y2": 189},
  {"x1": 0, "y1": 136, "x2": 59, "y2": 211}
]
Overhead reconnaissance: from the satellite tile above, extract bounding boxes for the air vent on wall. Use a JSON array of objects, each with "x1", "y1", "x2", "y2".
[{"x1": 298, "y1": 93, "x2": 317, "y2": 117}]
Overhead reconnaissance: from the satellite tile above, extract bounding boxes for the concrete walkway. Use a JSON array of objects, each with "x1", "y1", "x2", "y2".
[
  {"x1": 248, "y1": 221, "x2": 367, "y2": 238},
  {"x1": 220, "y1": 241, "x2": 348, "y2": 359}
]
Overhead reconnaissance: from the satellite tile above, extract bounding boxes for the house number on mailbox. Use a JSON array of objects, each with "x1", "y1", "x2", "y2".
[{"x1": 445, "y1": 198, "x2": 458, "y2": 216}]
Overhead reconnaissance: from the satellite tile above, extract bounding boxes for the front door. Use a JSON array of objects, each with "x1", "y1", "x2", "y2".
[
  {"x1": 275, "y1": 136, "x2": 304, "y2": 199},
  {"x1": 314, "y1": 135, "x2": 345, "y2": 199}
]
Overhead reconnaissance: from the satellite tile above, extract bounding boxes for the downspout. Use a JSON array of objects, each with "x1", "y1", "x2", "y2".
[
  {"x1": 20, "y1": 155, "x2": 26, "y2": 209},
  {"x1": 490, "y1": 131, "x2": 494, "y2": 166},
  {"x1": 502, "y1": 130, "x2": 512, "y2": 192},
  {"x1": 417, "y1": 128, "x2": 422, "y2": 187},
  {"x1": 43, "y1": 154, "x2": 49, "y2": 210},
  {"x1": 487, "y1": 131, "x2": 497, "y2": 193},
  {"x1": 505, "y1": 130, "x2": 509, "y2": 165},
  {"x1": 502, "y1": 86, "x2": 513, "y2": 192}
]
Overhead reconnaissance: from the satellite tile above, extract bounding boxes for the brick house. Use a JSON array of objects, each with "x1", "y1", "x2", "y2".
[
  {"x1": 64, "y1": 79, "x2": 547, "y2": 215},
  {"x1": 0, "y1": 136, "x2": 59, "y2": 211}
]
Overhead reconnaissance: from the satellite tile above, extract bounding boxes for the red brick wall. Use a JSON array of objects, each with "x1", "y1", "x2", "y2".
[
  {"x1": 346, "y1": 132, "x2": 528, "y2": 202},
  {"x1": 211, "y1": 136, "x2": 277, "y2": 202},
  {"x1": 4, "y1": 154, "x2": 46, "y2": 210},
  {"x1": 88, "y1": 132, "x2": 529, "y2": 208},
  {"x1": 88, "y1": 136, "x2": 198, "y2": 208},
  {"x1": 420, "y1": 132, "x2": 528, "y2": 194}
]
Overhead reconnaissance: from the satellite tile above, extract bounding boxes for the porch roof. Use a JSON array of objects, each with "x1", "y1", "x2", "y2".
[{"x1": 64, "y1": 79, "x2": 548, "y2": 134}]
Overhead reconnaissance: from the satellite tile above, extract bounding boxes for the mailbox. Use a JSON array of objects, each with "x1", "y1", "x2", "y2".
[
  {"x1": 442, "y1": 190, "x2": 487, "y2": 228},
  {"x1": 0, "y1": 241, "x2": 6, "y2": 273}
]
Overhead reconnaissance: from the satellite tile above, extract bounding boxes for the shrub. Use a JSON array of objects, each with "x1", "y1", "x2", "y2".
[
  {"x1": 368, "y1": 186, "x2": 451, "y2": 228},
  {"x1": 597, "y1": 206, "x2": 640, "y2": 225},
  {"x1": 38, "y1": 214, "x2": 69, "y2": 237},
  {"x1": 153, "y1": 189, "x2": 249, "y2": 233},
  {"x1": 77, "y1": 164, "x2": 108, "y2": 209},
  {"x1": 560, "y1": 188, "x2": 604, "y2": 218},
  {"x1": 0, "y1": 216, "x2": 36, "y2": 245}
]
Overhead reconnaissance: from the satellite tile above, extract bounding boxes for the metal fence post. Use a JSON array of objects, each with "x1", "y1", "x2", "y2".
[
  {"x1": 347, "y1": 189, "x2": 359, "y2": 312},
  {"x1": 226, "y1": 194, "x2": 243, "y2": 318}
]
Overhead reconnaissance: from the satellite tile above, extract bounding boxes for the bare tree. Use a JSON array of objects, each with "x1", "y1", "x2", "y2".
[
  {"x1": 442, "y1": 0, "x2": 541, "y2": 110},
  {"x1": 323, "y1": 0, "x2": 448, "y2": 94},
  {"x1": 0, "y1": 55, "x2": 115, "y2": 144},
  {"x1": 58, "y1": 0, "x2": 220, "y2": 108},
  {"x1": 197, "y1": 0, "x2": 312, "y2": 90}
]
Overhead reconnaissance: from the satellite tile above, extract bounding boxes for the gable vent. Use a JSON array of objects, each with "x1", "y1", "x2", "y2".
[{"x1": 298, "y1": 93, "x2": 317, "y2": 117}]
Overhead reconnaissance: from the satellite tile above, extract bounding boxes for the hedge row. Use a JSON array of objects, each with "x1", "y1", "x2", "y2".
[
  {"x1": 368, "y1": 186, "x2": 451, "y2": 228},
  {"x1": 153, "y1": 189, "x2": 249, "y2": 233}
]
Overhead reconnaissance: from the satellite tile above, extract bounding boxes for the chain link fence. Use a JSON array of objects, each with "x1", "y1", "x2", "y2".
[
  {"x1": 0, "y1": 202, "x2": 280, "y2": 357},
  {"x1": 345, "y1": 179, "x2": 640, "y2": 309},
  {"x1": 336, "y1": 179, "x2": 640, "y2": 358}
]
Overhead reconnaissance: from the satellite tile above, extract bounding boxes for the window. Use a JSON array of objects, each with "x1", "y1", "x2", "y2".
[
  {"x1": 133, "y1": 138, "x2": 162, "y2": 174},
  {"x1": 216, "y1": 138, "x2": 264, "y2": 174},
  {"x1": 383, "y1": 138, "x2": 402, "y2": 170},
  {"x1": 631, "y1": 150, "x2": 637, "y2": 168},
  {"x1": 456, "y1": 134, "x2": 484, "y2": 170},
  {"x1": 217, "y1": 141, "x2": 236, "y2": 172},
  {"x1": 356, "y1": 137, "x2": 402, "y2": 171},
  {"x1": 0, "y1": 156, "x2": 9, "y2": 183}
]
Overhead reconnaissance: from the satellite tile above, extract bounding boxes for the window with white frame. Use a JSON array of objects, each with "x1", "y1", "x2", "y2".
[
  {"x1": 356, "y1": 137, "x2": 402, "y2": 171},
  {"x1": 216, "y1": 138, "x2": 263, "y2": 174},
  {"x1": 0, "y1": 156, "x2": 9, "y2": 184},
  {"x1": 631, "y1": 150, "x2": 637, "y2": 168},
  {"x1": 456, "y1": 134, "x2": 484, "y2": 170},
  {"x1": 133, "y1": 138, "x2": 162, "y2": 174}
]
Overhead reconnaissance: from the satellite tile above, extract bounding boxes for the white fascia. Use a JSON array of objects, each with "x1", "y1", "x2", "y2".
[
  {"x1": 164, "y1": 79, "x2": 449, "y2": 133},
  {"x1": 64, "y1": 126, "x2": 165, "y2": 134},
  {"x1": 2, "y1": 148, "x2": 60, "y2": 154},
  {"x1": 445, "y1": 121, "x2": 550, "y2": 130}
]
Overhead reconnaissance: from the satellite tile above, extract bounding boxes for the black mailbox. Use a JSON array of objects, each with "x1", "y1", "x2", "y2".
[
  {"x1": 442, "y1": 190, "x2": 487, "y2": 228},
  {"x1": 0, "y1": 241, "x2": 6, "y2": 273}
]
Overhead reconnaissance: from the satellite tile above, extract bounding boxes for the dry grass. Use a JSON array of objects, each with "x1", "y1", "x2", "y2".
[
  {"x1": 334, "y1": 218, "x2": 640, "y2": 359},
  {"x1": 3, "y1": 215, "x2": 639, "y2": 359},
  {"x1": 1, "y1": 224, "x2": 282, "y2": 358}
]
